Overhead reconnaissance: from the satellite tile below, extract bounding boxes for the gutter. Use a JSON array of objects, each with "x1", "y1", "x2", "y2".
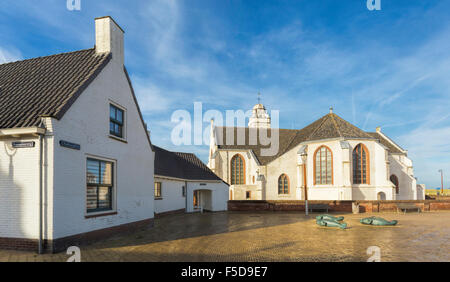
[{"x1": 0, "y1": 127, "x2": 46, "y2": 137}]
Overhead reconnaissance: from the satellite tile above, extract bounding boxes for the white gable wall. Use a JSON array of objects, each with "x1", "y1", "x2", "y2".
[{"x1": 51, "y1": 60, "x2": 154, "y2": 240}]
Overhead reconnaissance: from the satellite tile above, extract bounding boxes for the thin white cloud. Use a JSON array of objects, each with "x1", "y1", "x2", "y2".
[{"x1": 0, "y1": 46, "x2": 22, "y2": 64}]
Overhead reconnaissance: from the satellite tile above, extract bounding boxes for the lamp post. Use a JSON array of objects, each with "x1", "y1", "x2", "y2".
[
  {"x1": 301, "y1": 152, "x2": 308, "y2": 216},
  {"x1": 438, "y1": 169, "x2": 444, "y2": 196}
]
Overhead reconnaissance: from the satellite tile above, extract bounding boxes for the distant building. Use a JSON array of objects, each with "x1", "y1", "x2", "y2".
[
  {"x1": 208, "y1": 103, "x2": 425, "y2": 201},
  {"x1": 154, "y1": 146, "x2": 229, "y2": 215}
]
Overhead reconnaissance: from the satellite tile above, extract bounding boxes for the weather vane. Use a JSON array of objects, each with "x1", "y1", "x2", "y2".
[{"x1": 257, "y1": 92, "x2": 261, "y2": 104}]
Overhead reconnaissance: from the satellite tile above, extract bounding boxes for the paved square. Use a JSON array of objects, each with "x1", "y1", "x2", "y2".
[{"x1": 1, "y1": 211, "x2": 449, "y2": 262}]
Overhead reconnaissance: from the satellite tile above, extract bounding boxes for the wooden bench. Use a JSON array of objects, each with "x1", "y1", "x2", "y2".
[
  {"x1": 396, "y1": 203, "x2": 421, "y2": 214},
  {"x1": 309, "y1": 204, "x2": 329, "y2": 213}
]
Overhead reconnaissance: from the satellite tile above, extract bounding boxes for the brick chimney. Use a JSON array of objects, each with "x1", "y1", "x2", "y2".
[{"x1": 95, "y1": 16, "x2": 124, "y2": 66}]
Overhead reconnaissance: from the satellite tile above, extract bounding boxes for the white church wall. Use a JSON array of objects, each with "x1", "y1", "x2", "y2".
[
  {"x1": 215, "y1": 150, "x2": 260, "y2": 200},
  {"x1": 389, "y1": 155, "x2": 417, "y2": 200},
  {"x1": 265, "y1": 145, "x2": 300, "y2": 200}
]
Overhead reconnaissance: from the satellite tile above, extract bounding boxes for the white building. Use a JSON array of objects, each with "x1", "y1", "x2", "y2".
[
  {"x1": 154, "y1": 146, "x2": 229, "y2": 215},
  {"x1": 0, "y1": 16, "x2": 155, "y2": 252},
  {"x1": 208, "y1": 104, "x2": 425, "y2": 201}
]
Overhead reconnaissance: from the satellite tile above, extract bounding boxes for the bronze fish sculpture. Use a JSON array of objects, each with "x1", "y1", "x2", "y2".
[
  {"x1": 316, "y1": 218, "x2": 347, "y2": 229},
  {"x1": 315, "y1": 214, "x2": 344, "y2": 222},
  {"x1": 360, "y1": 216, "x2": 398, "y2": 226}
]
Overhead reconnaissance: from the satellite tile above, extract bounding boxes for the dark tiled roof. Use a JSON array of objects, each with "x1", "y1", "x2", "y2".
[
  {"x1": 366, "y1": 132, "x2": 405, "y2": 154},
  {"x1": 0, "y1": 48, "x2": 111, "y2": 128},
  {"x1": 215, "y1": 113, "x2": 378, "y2": 165},
  {"x1": 154, "y1": 146, "x2": 223, "y2": 181},
  {"x1": 215, "y1": 127, "x2": 299, "y2": 165}
]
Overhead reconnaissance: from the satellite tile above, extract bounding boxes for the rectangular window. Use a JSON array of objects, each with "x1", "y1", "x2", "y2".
[
  {"x1": 182, "y1": 185, "x2": 186, "y2": 197},
  {"x1": 110, "y1": 104, "x2": 124, "y2": 138},
  {"x1": 86, "y1": 158, "x2": 114, "y2": 213},
  {"x1": 154, "y1": 182, "x2": 162, "y2": 198},
  {"x1": 246, "y1": 191, "x2": 251, "y2": 199}
]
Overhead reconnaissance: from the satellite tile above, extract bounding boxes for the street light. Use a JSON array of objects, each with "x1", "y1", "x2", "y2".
[
  {"x1": 300, "y1": 151, "x2": 308, "y2": 216},
  {"x1": 438, "y1": 169, "x2": 444, "y2": 195}
]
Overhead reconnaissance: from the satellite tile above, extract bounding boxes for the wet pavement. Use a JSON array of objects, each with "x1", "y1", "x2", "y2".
[{"x1": 1, "y1": 211, "x2": 449, "y2": 262}]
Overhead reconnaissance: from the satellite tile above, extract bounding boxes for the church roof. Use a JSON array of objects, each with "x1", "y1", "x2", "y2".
[
  {"x1": 366, "y1": 132, "x2": 405, "y2": 154},
  {"x1": 154, "y1": 146, "x2": 224, "y2": 181},
  {"x1": 215, "y1": 112, "x2": 402, "y2": 165},
  {"x1": 0, "y1": 48, "x2": 111, "y2": 128}
]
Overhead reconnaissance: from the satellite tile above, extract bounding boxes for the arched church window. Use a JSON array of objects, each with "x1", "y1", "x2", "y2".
[
  {"x1": 390, "y1": 174, "x2": 399, "y2": 194},
  {"x1": 353, "y1": 144, "x2": 370, "y2": 184},
  {"x1": 231, "y1": 154, "x2": 245, "y2": 185},
  {"x1": 278, "y1": 174, "x2": 289, "y2": 194},
  {"x1": 314, "y1": 146, "x2": 333, "y2": 185}
]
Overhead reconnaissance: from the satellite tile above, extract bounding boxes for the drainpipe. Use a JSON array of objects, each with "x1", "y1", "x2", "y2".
[
  {"x1": 185, "y1": 181, "x2": 188, "y2": 213},
  {"x1": 38, "y1": 133, "x2": 44, "y2": 254},
  {"x1": 37, "y1": 120, "x2": 47, "y2": 254}
]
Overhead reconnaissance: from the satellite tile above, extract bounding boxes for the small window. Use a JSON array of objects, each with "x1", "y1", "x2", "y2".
[
  {"x1": 246, "y1": 191, "x2": 251, "y2": 199},
  {"x1": 86, "y1": 158, "x2": 114, "y2": 213},
  {"x1": 278, "y1": 174, "x2": 289, "y2": 194},
  {"x1": 110, "y1": 104, "x2": 124, "y2": 138},
  {"x1": 154, "y1": 182, "x2": 162, "y2": 198},
  {"x1": 182, "y1": 185, "x2": 186, "y2": 197}
]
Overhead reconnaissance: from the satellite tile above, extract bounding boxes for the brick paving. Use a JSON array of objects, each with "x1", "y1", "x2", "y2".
[{"x1": 1, "y1": 211, "x2": 449, "y2": 262}]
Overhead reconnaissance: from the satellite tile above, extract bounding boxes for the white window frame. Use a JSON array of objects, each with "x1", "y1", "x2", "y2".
[
  {"x1": 108, "y1": 100, "x2": 127, "y2": 142},
  {"x1": 85, "y1": 154, "x2": 117, "y2": 217}
]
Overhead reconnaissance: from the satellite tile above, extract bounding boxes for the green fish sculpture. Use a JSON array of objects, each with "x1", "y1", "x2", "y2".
[
  {"x1": 315, "y1": 214, "x2": 344, "y2": 222},
  {"x1": 360, "y1": 216, "x2": 398, "y2": 226},
  {"x1": 316, "y1": 219, "x2": 347, "y2": 229}
]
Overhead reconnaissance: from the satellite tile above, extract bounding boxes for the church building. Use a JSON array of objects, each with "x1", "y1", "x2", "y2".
[{"x1": 208, "y1": 103, "x2": 425, "y2": 201}]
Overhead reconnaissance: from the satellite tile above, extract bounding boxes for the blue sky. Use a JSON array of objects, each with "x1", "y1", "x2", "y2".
[{"x1": 1, "y1": 0, "x2": 449, "y2": 189}]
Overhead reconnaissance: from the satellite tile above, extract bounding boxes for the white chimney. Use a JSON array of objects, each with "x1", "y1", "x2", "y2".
[{"x1": 95, "y1": 16, "x2": 124, "y2": 66}]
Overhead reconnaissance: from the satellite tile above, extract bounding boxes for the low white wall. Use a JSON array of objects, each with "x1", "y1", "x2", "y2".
[
  {"x1": 352, "y1": 186, "x2": 395, "y2": 200},
  {"x1": 154, "y1": 178, "x2": 186, "y2": 214},
  {"x1": 307, "y1": 187, "x2": 352, "y2": 200}
]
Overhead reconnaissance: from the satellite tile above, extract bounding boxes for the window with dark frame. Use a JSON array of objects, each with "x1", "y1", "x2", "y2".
[
  {"x1": 110, "y1": 104, "x2": 124, "y2": 138},
  {"x1": 353, "y1": 144, "x2": 369, "y2": 184},
  {"x1": 278, "y1": 174, "x2": 289, "y2": 194},
  {"x1": 231, "y1": 154, "x2": 245, "y2": 185},
  {"x1": 182, "y1": 185, "x2": 186, "y2": 197},
  {"x1": 154, "y1": 182, "x2": 162, "y2": 198},
  {"x1": 246, "y1": 191, "x2": 251, "y2": 199},
  {"x1": 86, "y1": 158, "x2": 114, "y2": 213},
  {"x1": 314, "y1": 146, "x2": 332, "y2": 185}
]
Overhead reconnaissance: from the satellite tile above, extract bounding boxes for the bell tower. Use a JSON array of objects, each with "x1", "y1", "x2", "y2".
[{"x1": 248, "y1": 93, "x2": 271, "y2": 128}]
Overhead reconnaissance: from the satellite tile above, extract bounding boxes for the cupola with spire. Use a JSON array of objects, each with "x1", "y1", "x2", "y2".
[{"x1": 248, "y1": 93, "x2": 271, "y2": 128}]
